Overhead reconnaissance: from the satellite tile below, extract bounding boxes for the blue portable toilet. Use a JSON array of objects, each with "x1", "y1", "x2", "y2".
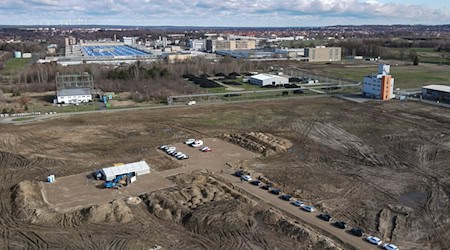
[{"x1": 47, "y1": 175, "x2": 55, "y2": 183}]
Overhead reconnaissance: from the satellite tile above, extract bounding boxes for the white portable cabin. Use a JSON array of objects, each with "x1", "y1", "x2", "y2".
[{"x1": 101, "y1": 161, "x2": 150, "y2": 181}]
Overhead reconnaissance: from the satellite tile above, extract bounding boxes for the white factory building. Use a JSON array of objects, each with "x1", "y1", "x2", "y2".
[
  {"x1": 56, "y1": 88, "x2": 92, "y2": 104},
  {"x1": 249, "y1": 74, "x2": 289, "y2": 87},
  {"x1": 362, "y1": 64, "x2": 395, "y2": 100},
  {"x1": 188, "y1": 39, "x2": 206, "y2": 51}
]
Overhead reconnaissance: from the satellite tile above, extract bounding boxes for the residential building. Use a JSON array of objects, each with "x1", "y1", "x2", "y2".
[
  {"x1": 362, "y1": 64, "x2": 395, "y2": 100},
  {"x1": 305, "y1": 46, "x2": 341, "y2": 62},
  {"x1": 249, "y1": 74, "x2": 288, "y2": 87}
]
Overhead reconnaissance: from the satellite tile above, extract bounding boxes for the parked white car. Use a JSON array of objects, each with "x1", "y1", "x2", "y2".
[
  {"x1": 187, "y1": 101, "x2": 196, "y2": 106},
  {"x1": 177, "y1": 154, "x2": 188, "y2": 160},
  {"x1": 383, "y1": 243, "x2": 399, "y2": 250},
  {"x1": 367, "y1": 236, "x2": 382, "y2": 246},
  {"x1": 185, "y1": 139, "x2": 196, "y2": 145},
  {"x1": 241, "y1": 175, "x2": 252, "y2": 181},
  {"x1": 191, "y1": 140, "x2": 204, "y2": 147}
]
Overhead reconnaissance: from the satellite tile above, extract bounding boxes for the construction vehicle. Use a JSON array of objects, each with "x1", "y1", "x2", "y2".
[{"x1": 104, "y1": 172, "x2": 135, "y2": 189}]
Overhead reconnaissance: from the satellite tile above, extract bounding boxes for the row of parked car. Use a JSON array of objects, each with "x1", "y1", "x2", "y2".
[
  {"x1": 233, "y1": 170, "x2": 399, "y2": 250},
  {"x1": 159, "y1": 145, "x2": 189, "y2": 160}
]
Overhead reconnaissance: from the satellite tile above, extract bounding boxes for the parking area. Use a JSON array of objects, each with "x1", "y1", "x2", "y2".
[{"x1": 157, "y1": 138, "x2": 258, "y2": 177}]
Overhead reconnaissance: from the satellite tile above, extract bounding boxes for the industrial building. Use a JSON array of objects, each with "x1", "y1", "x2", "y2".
[
  {"x1": 56, "y1": 88, "x2": 92, "y2": 104},
  {"x1": 100, "y1": 161, "x2": 150, "y2": 181},
  {"x1": 422, "y1": 85, "x2": 450, "y2": 104},
  {"x1": 362, "y1": 64, "x2": 395, "y2": 100},
  {"x1": 189, "y1": 39, "x2": 206, "y2": 51},
  {"x1": 305, "y1": 46, "x2": 341, "y2": 62},
  {"x1": 206, "y1": 39, "x2": 256, "y2": 52},
  {"x1": 249, "y1": 74, "x2": 289, "y2": 87}
]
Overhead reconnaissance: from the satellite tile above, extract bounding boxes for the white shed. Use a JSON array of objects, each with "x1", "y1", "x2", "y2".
[
  {"x1": 249, "y1": 73, "x2": 288, "y2": 87},
  {"x1": 101, "y1": 161, "x2": 150, "y2": 181}
]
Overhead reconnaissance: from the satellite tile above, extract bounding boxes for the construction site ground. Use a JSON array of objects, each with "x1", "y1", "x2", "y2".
[
  {"x1": 0, "y1": 97, "x2": 449, "y2": 249},
  {"x1": 42, "y1": 138, "x2": 257, "y2": 212}
]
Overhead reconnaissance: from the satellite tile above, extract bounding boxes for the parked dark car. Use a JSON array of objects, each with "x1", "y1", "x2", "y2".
[
  {"x1": 279, "y1": 194, "x2": 292, "y2": 201},
  {"x1": 250, "y1": 180, "x2": 261, "y2": 186},
  {"x1": 334, "y1": 221, "x2": 347, "y2": 229},
  {"x1": 261, "y1": 183, "x2": 272, "y2": 190},
  {"x1": 350, "y1": 227, "x2": 364, "y2": 237},
  {"x1": 318, "y1": 213, "x2": 332, "y2": 222},
  {"x1": 224, "y1": 94, "x2": 241, "y2": 97},
  {"x1": 293, "y1": 89, "x2": 304, "y2": 94},
  {"x1": 270, "y1": 188, "x2": 281, "y2": 195},
  {"x1": 234, "y1": 170, "x2": 244, "y2": 177}
]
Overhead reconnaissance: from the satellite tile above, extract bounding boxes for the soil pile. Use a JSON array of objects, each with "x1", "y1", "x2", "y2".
[
  {"x1": 221, "y1": 132, "x2": 293, "y2": 156},
  {"x1": 13, "y1": 180, "x2": 134, "y2": 224}
]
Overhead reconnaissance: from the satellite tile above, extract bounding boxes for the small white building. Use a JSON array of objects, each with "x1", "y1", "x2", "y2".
[
  {"x1": 101, "y1": 161, "x2": 150, "y2": 181},
  {"x1": 362, "y1": 64, "x2": 395, "y2": 100},
  {"x1": 249, "y1": 73, "x2": 289, "y2": 87},
  {"x1": 56, "y1": 88, "x2": 92, "y2": 104}
]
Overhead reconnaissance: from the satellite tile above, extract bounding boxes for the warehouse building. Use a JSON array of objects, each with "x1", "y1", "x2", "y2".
[
  {"x1": 422, "y1": 85, "x2": 450, "y2": 104},
  {"x1": 100, "y1": 161, "x2": 150, "y2": 181},
  {"x1": 249, "y1": 73, "x2": 288, "y2": 87},
  {"x1": 362, "y1": 64, "x2": 395, "y2": 100}
]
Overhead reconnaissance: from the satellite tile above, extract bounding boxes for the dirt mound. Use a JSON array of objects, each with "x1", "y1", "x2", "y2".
[
  {"x1": 256, "y1": 208, "x2": 342, "y2": 250},
  {"x1": 141, "y1": 178, "x2": 237, "y2": 222},
  {"x1": 82, "y1": 199, "x2": 134, "y2": 224},
  {"x1": 12, "y1": 180, "x2": 133, "y2": 225},
  {"x1": 12, "y1": 181, "x2": 58, "y2": 224},
  {"x1": 184, "y1": 199, "x2": 256, "y2": 235},
  {"x1": 220, "y1": 132, "x2": 293, "y2": 156}
]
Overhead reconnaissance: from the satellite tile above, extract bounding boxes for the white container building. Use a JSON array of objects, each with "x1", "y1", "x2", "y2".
[{"x1": 101, "y1": 161, "x2": 150, "y2": 181}]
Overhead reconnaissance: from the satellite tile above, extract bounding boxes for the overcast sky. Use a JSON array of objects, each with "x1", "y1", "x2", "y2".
[{"x1": 0, "y1": 0, "x2": 448, "y2": 27}]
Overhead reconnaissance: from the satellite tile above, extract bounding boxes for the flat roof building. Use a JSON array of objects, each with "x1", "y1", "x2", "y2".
[
  {"x1": 305, "y1": 46, "x2": 341, "y2": 62},
  {"x1": 422, "y1": 85, "x2": 450, "y2": 104},
  {"x1": 362, "y1": 64, "x2": 395, "y2": 100},
  {"x1": 249, "y1": 73, "x2": 288, "y2": 87},
  {"x1": 56, "y1": 88, "x2": 92, "y2": 104},
  {"x1": 101, "y1": 161, "x2": 150, "y2": 181}
]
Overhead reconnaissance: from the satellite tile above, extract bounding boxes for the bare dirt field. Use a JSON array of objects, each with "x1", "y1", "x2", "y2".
[
  {"x1": 42, "y1": 138, "x2": 257, "y2": 212},
  {"x1": 0, "y1": 97, "x2": 449, "y2": 249}
]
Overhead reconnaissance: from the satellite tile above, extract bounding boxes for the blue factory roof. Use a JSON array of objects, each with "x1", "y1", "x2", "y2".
[{"x1": 81, "y1": 45, "x2": 149, "y2": 57}]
